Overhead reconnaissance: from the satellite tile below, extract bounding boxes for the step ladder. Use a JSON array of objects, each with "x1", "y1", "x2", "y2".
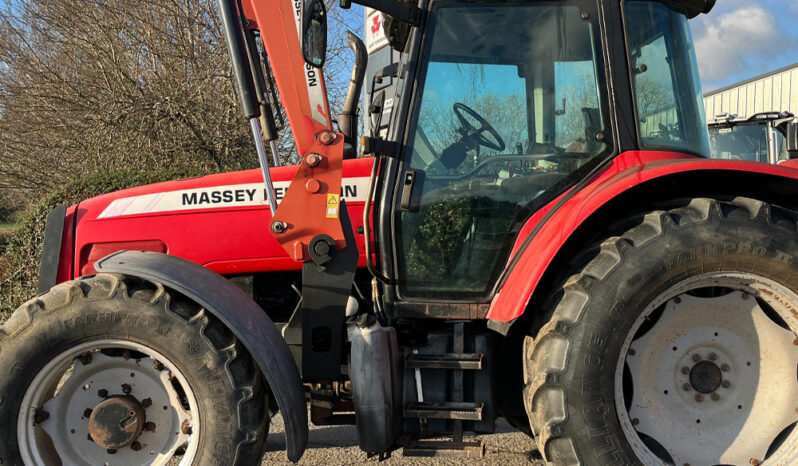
[{"x1": 402, "y1": 322, "x2": 486, "y2": 458}]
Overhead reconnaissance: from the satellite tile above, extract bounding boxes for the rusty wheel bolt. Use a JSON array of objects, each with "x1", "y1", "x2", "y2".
[
  {"x1": 181, "y1": 420, "x2": 192, "y2": 435},
  {"x1": 750, "y1": 459, "x2": 760, "y2": 466},
  {"x1": 107, "y1": 449, "x2": 117, "y2": 455},
  {"x1": 683, "y1": 383, "x2": 691, "y2": 391},
  {"x1": 131, "y1": 441, "x2": 142, "y2": 451},
  {"x1": 711, "y1": 393, "x2": 720, "y2": 401},
  {"x1": 708, "y1": 352, "x2": 717, "y2": 361},
  {"x1": 98, "y1": 389, "x2": 108, "y2": 398},
  {"x1": 83, "y1": 408, "x2": 93, "y2": 418},
  {"x1": 79, "y1": 353, "x2": 93, "y2": 365},
  {"x1": 721, "y1": 363, "x2": 730, "y2": 372},
  {"x1": 141, "y1": 398, "x2": 152, "y2": 408},
  {"x1": 631, "y1": 418, "x2": 640, "y2": 425},
  {"x1": 722, "y1": 380, "x2": 731, "y2": 388},
  {"x1": 674, "y1": 296, "x2": 681, "y2": 304},
  {"x1": 692, "y1": 354, "x2": 701, "y2": 362},
  {"x1": 681, "y1": 366, "x2": 690, "y2": 374},
  {"x1": 695, "y1": 394, "x2": 703, "y2": 402},
  {"x1": 144, "y1": 421, "x2": 157, "y2": 432},
  {"x1": 121, "y1": 383, "x2": 132, "y2": 395},
  {"x1": 628, "y1": 349, "x2": 636, "y2": 356}
]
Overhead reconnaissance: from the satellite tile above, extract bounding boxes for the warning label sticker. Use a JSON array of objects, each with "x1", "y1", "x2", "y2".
[{"x1": 326, "y1": 193, "x2": 340, "y2": 218}]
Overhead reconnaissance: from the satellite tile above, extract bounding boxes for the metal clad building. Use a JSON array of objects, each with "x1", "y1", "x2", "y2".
[{"x1": 704, "y1": 63, "x2": 798, "y2": 123}]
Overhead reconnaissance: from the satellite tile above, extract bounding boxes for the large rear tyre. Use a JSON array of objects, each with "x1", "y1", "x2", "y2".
[
  {"x1": 524, "y1": 198, "x2": 798, "y2": 465},
  {"x1": 0, "y1": 274, "x2": 268, "y2": 466}
]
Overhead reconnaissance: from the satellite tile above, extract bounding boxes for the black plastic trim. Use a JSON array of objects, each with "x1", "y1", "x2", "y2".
[{"x1": 38, "y1": 205, "x2": 66, "y2": 293}]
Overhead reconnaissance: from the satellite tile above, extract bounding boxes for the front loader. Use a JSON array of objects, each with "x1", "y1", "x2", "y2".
[{"x1": 8, "y1": 0, "x2": 798, "y2": 464}]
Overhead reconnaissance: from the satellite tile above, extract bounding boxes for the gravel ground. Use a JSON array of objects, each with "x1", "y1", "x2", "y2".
[{"x1": 261, "y1": 414, "x2": 544, "y2": 465}]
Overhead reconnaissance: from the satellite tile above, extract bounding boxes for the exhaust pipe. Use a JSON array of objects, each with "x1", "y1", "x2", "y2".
[{"x1": 338, "y1": 31, "x2": 367, "y2": 158}]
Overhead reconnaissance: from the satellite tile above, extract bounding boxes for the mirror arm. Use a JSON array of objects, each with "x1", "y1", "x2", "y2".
[{"x1": 351, "y1": 0, "x2": 421, "y2": 26}]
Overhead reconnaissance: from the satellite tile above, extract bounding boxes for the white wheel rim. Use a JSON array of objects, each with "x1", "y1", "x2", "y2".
[
  {"x1": 615, "y1": 272, "x2": 798, "y2": 465},
  {"x1": 18, "y1": 339, "x2": 200, "y2": 466}
]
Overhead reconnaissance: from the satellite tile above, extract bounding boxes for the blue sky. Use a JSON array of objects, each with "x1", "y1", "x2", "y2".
[{"x1": 691, "y1": 0, "x2": 798, "y2": 92}]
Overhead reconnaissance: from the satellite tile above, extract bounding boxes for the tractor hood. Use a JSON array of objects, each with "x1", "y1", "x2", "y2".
[{"x1": 68, "y1": 157, "x2": 374, "y2": 279}]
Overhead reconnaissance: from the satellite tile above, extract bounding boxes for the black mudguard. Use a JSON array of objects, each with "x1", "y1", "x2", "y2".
[{"x1": 95, "y1": 250, "x2": 308, "y2": 462}]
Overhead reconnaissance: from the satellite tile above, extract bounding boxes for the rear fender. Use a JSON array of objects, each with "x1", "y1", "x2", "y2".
[
  {"x1": 487, "y1": 151, "x2": 798, "y2": 333},
  {"x1": 95, "y1": 250, "x2": 308, "y2": 462}
]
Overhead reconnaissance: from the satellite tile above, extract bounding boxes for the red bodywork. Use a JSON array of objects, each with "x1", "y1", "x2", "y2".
[
  {"x1": 60, "y1": 157, "x2": 374, "y2": 283},
  {"x1": 55, "y1": 152, "x2": 798, "y2": 326}
]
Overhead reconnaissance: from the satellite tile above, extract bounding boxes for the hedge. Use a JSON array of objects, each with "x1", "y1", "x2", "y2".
[{"x1": 0, "y1": 168, "x2": 207, "y2": 322}]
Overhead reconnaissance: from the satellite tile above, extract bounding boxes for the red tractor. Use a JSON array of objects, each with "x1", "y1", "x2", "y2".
[{"x1": 5, "y1": 0, "x2": 798, "y2": 464}]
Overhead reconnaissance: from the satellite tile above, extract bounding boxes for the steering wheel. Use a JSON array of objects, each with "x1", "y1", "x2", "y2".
[{"x1": 453, "y1": 103, "x2": 506, "y2": 152}]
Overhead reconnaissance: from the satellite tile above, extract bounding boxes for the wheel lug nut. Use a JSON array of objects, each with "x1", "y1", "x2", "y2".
[
  {"x1": 107, "y1": 449, "x2": 117, "y2": 454},
  {"x1": 144, "y1": 421, "x2": 157, "y2": 432},
  {"x1": 632, "y1": 418, "x2": 640, "y2": 425},
  {"x1": 708, "y1": 353, "x2": 717, "y2": 361},
  {"x1": 695, "y1": 394, "x2": 703, "y2": 402},
  {"x1": 98, "y1": 389, "x2": 108, "y2": 398},
  {"x1": 181, "y1": 419, "x2": 193, "y2": 435},
  {"x1": 131, "y1": 441, "x2": 142, "y2": 451},
  {"x1": 692, "y1": 354, "x2": 701, "y2": 362},
  {"x1": 628, "y1": 348, "x2": 636, "y2": 356},
  {"x1": 683, "y1": 383, "x2": 691, "y2": 391},
  {"x1": 711, "y1": 393, "x2": 720, "y2": 401},
  {"x1": 674, "y1": 296, "x2": 681, "y2": 304},
  {"x1": 721, "y1": 363, "x2": 730, "y2": 372},
  {"x1": 153, "y1": 360, "x2": 165, "y2": 371},
  {"x1": 750, "y1": 459, "x2": 760, "y2": 466},
  {"x1": 722, "y1": 380, "x2": 731, "y2": 388},
  {"x1": 681, "y1": 366, "x2": 690, "y2": 374},
  {"x1": 141, "y1": 398, "x2": 152, "y2": 408},
  {"x1": 121, "y1": 383, "x2": 132, "y2": 395},
  {"x1": 79, "y1": 353, "x2": 93, "y2": 365},
  {"x1": 83, "y1": 408, "x2": 93, "y2": 418}
]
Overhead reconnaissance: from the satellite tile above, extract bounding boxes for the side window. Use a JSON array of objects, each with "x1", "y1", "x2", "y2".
[
  {"x1": 625, "y1": 1, "x2": 710, "y2": 155},
  {"x1": 411, "y1": 62, "x2": 527, "y2": 174}
]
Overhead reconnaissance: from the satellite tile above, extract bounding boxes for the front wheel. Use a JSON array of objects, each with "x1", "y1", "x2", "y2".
[
  {"x1": 0, "y1": 274, "x2": 268, "y2": 465},
  {"x1": 524, "y1": 198, "x2": 798, "y2": 465}
]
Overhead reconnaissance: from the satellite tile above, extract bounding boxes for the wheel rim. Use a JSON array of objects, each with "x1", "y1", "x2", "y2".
[
  {"x1": 615, "y1": 272, "x2": 798, "y2": 465},
  {"x1": 18, "y1": 339, "x2": 199, "y2": 466}
]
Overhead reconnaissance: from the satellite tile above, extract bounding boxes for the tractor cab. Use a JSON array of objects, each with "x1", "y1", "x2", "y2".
[
  {"x1": 708, "y1": 111, "x2": 797, "y2": 164},
  {"x1": 366, "y1": 0, "x2": 711, "y2": 303}
]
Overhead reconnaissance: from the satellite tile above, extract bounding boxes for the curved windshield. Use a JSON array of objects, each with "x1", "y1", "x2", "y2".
[
  {"x1": 396, "y1": 1, "x2": 610, "y2": 299},
  {"x1": 625, "y1": 0, "x2": 710, "y2": 155}
]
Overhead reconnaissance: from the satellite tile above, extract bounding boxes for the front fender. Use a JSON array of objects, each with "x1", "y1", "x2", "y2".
[
  {"x1": 487, "y1": 151, "x2": 798, "y2": 332},
  {"x1": 95, "y1": 250, "x2": 308, "y2": 462}
]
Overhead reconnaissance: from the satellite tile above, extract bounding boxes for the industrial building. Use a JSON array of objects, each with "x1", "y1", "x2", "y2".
[{"x1": 704, "y1": 63, "x2": 798, "y2": 123}]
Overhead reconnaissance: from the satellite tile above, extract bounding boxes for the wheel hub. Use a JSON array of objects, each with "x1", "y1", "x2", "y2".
[
  {"x1": 88, "y1": 396, "x2": 145, "y2": 449},
  {"x1": 689, "y1": 360, "x2": 722, "y2": 394},
  {"x1": 618, "y1": 281, "x2": 798, "y2": 465}
]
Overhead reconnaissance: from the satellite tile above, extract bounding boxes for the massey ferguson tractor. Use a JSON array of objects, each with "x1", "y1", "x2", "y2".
[{"x1": 7, "y1": 0, "x2": 798, "y2": 464}]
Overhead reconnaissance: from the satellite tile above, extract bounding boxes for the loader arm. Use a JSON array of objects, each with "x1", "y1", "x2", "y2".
[{"x1": 220, "y1": 0, "x2": 347, "y2": 262}]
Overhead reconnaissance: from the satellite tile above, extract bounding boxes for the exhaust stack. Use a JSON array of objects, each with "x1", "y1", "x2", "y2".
[{"x1": 338, "y1": 31, "x2": 367, "y2": 158}]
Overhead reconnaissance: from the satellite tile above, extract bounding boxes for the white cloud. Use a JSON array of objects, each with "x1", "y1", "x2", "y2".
[{"x1": 693, "y1": 4, "x2": 791, "y2": 87}]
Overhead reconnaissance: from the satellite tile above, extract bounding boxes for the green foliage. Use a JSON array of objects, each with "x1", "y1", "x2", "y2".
[{"x1": 0, "y1": 168, "x2": 207, "y2": 322}]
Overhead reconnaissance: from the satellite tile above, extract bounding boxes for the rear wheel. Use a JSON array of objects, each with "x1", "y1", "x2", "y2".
[
  {"x1": 0, "y1": 274, "x2": 268, "y2": 465},
  {"x1": 524, "y1": 197, "x2": 798, "y2": 465}
]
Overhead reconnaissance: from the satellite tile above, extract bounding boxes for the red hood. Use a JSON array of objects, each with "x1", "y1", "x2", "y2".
[{"x1": 71, "y1": 157, "x2": 374, "y2": 278}]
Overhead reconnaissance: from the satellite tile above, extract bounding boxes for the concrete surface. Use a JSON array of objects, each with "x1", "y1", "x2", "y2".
[{"x1": 261, "y1": 414, "x2": 544, "y2": 465}]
